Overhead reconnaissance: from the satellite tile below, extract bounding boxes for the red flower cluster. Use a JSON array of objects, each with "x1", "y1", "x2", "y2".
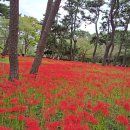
[{"x1": 0, "y1": 56, "x2": 130, "y2": 129}]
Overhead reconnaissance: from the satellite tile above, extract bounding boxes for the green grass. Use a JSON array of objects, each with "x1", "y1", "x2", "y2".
[{"x1": 0, "y1": 57, "x2": 9, "y2": 63}]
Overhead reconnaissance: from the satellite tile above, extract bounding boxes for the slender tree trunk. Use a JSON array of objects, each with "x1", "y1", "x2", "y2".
[
  {"x1": 73, "y1": 40, "x2": 77, "y2": 60},
  {"x1": 70, "y1": 24, "x2": 73, "y2": 60},
  {"x1": 73, "y1": 5, "x2": 78, "y2": 61},
  {"x1": 24, "y1": 36, "x2": 29, "y2": 55},
  {"x1": 108, "y1": 43, "x2": 114, "y2": 62},
  {"x1": 40, "y1": 0, "x2": 53, "y2": 39},
  {"x1": 22, "y1": 43, "x2": 24, "y2": 54},
  {"x1": 8, "y1": 0, "x2": 19, "y2": 81},
  {"x1": 92, "y1": 10, "x2": 99, "y2": 63},
  {"x1": 30, "y1": 0, "x2": 61, "y2": 74},
  {"x1": 82, "y1": 49, "x2": 87, "y2": 62},
  {"x1": 117, "y1": 42, "x2": 123, "y2": 59},
  {"x1": 69, "y1": 0, "x2": 73, "y2": 61},
  {"x1": 122, "y1": 15, "x2": 130, "y2": 66},
  {"x1": 122, "y1": 47, "x2": 127, "y2": 66},
  {"x1": 102, "y1": 0, "x2": 119, "y2": 65},
  {"x1": 92, "y1": 43, "x2": 98, "y2": 63},
  {"x1": 102, "y1": 42, "x2": 112, "y2": 65},
  {"x1": 114, "y1": 42, "x2": 123, "y2": 65},
  {"x1": 108, "y1": 0, "x2": 119, "y2": 64}
]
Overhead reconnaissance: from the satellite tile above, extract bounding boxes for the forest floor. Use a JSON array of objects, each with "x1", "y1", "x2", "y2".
[{"x1": 0, "y1": 56, "x2": 129, "y2": 130}]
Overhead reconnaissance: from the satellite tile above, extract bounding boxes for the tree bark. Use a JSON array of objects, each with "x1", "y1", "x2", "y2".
[
  {"x1": 92, "y1": 9, "x2": 99, "y2": 63},
  {"x1": 8, "y1": 0, "x2": 19, "y2": 81},
  {"x1": 117, "y1": 42, "x2": 123, "y2": 60},
  {"x1": 108, "y1": 43, "x2": 114, "y2": 62},
  {"x1": 70, "y1": 19, "x2": 73, "y2": 59},
  {"x1": 122, "y1": 15, "x2": 130, "y2": 66},
  {"x1": 122, "y1": 47, "x2": 127, "y2": 66},
  {"x1": 102, "y1": 0, "x2": 119, "y2": 65},
  {"x1": 30, "y1": 0, "x2": 61, "y2": 74},
  {"x1": 70, "y1": 26, "x2": 73, "y2": 60},
  {"x1": 73, "y1": 5, "x2": 78, "y2": 61},
  {"x1": 40, "y1": 0, "x2": 53, "y2": 39}
]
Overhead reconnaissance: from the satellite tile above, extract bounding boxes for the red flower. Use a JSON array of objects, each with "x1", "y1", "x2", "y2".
[
  {"x1": 127, "y1": 125, "x2": 130, "y2": 130},
  {"x1": 123, "y1": 103, "x2": 130, "y2": 112},
  {"x1": 80, "y1": 112, "x2": 98, "y2": 124},
  {"x1": 7, "y1": 105, "x2": 27, "y2": 113},
  {"x1": 45, "y1": 121, "x2": 61, "y2": 130},
  {"x1": 10, "y1": 98, "x2": 19, "y2": 104},
  {"x1": 63, "y1": 114, "x2": 81, "y2": 125},
  {"x1": 0, "y1": 108, "x2": 6, "y2": 113},
  {"x1": 116, "y1": 115, "x2": 129, "y2": 125},
  {"x1": 0, "y1": 126, "x2": 12, "y2": 130},
  {"x1": 18, "y1": 115, "x2": 26, "y2": 121},
  {"x1": 25, "y1": 118, "x2": 41, "y2": 130}
]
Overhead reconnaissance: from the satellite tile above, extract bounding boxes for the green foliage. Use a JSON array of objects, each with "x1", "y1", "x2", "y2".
[
  {"x1": 0, "y1": 3, "x2": 9, "y2": 18},
  {"x1": 19, "y1": 16, "x2": 41, "y2": 55}
]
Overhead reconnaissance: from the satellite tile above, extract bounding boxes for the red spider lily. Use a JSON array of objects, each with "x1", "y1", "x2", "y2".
[
  {"x1": 10, "y1": 98, "x2": 19, "y2": 104},
  {"x1": 25, "y1": 118, "x2": 41, "y2": 130},
  {"x1": 123, "y1": 103, "x2": 130, "y2": 112},
  {"x1": 0, "y1": 101, "x2": 4, "y2": 105},
  {"x1": 63, "y1": 123, "x2": 89, "y2": 130},
  {"x1": 0, "y1": 57, "x2": 130, "y2": 129},
  {"x1": 58, "y1": 100, "x2": 77, "y2": 112},
  {"x1": 17, "y1": 115, "x2": 26, "y2": 121},
  {"x1": 91, "y1": 101, "x2": 110, "y2": 116},
  {"x1": 44, "y1": 121, "x2": 61, "y2": 130},
  {"x1": 115, "y1": 99, "x2": 130, "y2": 112},
  {"x1": 0, "y1": 108, "x2": 6, "y2": 113},
  {"x1": 63, "y1": 114, "x2": 81, "y2": 127},
  {"x1": 127, "y1": 125, "x2": 130, "y2": 130},
  {"x1": 86, "y1": 100, "x2": 93, "y2": 110},
  {"x1": 7, "y1": 105, "x2": 27, "y2": 113},
  {"x1": 116, "y1": 115, "x2": 129, "y2": 125},
  {"x1": 80, "y1": 112, "x2": 98, "y2": 124},
  {"x1": 0, "y1": 126, "x2": 12, "y2": 130}
]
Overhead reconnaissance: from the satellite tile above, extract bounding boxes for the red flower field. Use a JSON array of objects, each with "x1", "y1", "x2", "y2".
[{"x1": 0, "y1": 56, "x2": 130, "y2": 130}]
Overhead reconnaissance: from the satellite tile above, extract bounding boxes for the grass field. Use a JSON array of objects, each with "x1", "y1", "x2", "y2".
[{"x1": 0, "y1": 56, "x2": 129, "y2": 130}]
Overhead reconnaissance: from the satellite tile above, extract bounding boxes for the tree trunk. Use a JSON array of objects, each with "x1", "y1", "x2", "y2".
[
  {"x1": 122, "y1": 47, "x2": 127, "y2": 66},
  {"x1": 117, "y1": 42, "x2": 122, "y2": 59},
  {"x1": 92, "y1": 43, "x2": 98, "y2": 63},
  {"x1": 40, "y1": 0, "x2": 53, "y2": 39},
  {"x1": 73, "y1": 40, "x2": 77, "y2": 60},
  {"x1": 102, "y1": 0, "x2": 119, "y2": 65},
  {"x1": 92, "y1": 9, "x2": 99, "y2": 63},
  {"x1": 24, "y1": 36, "x2": 28, "y2": 55},
  {"x1": 114, "y1": 42, "x2": 123, "y2": 65},
  {"x1": 8, "y1": 0, "x2": 19, "y2": 81},
  {"x1": 102, "y1": 42, "x2": 112, "y2": 65},
  {"x1": 30, "y1": 0, "x2": 61, "y2": 74},
  {"x1": 122, "y1": 15, "x2": 130, "y2": 66},
  {"x1": 82, "y1": 49, "x2": 87, "y2": 62},
  {"x1": 70, "y1": 25, "x2": 73, "y2": 60},
  {"x1": 108, "y1": 0, "x2": 119, "y2": 64},
  {"x1": 108, "y1": 43, "x2": 114, "y2": 63},
  {"x1": 72, "y1": 5, "x2": 78, "y2": 61}
]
